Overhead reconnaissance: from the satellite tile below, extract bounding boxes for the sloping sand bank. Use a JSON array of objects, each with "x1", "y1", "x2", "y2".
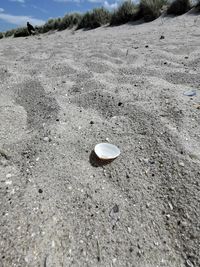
[{"x1": 0, "y1": 13, "x2": 200, "y2": 267}]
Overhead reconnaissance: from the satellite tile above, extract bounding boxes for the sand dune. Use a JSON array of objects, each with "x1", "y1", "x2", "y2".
[{"x1": 0, "y1": 13, "x2": 200, "y2": 267}]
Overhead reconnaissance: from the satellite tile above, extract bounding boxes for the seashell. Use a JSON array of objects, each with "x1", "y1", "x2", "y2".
[
  {"x1": 183, "y1": 90, "x2": 196, "y2": 97},
  {"x1": 94, "y1": 143, "x2": 120, "y2": 160}
]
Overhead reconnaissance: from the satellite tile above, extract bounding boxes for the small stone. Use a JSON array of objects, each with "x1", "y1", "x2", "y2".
[
  {"x1": 38, "y1": 189, "x2": 43, "y2": 194},
  {"x1": 168, "y1": 202, "x2": 173, "y2": 210},
  {"x1": 179, "y1": 162, "x2": 185, "y2": 167},
  {"x1": 186, "y1": 259, "x2": 194, "y2": 267},
  {"x1": 127, "y1": 227, "x2": 132, "y2": 233},
  {"x1": 160, "y1": 35, "x2": 165, "y2": 40},
  {"x1": 137, "y1": 250, "x2": 142, "y2": 257},
  {"x1": 145, "y1": 45, "x2": 149, "y2": 48},
  {"x1": 118, "y1": 102, "x2": 123, "y2": 106},
  {"x1": 6, "y1": 173, "x2": 12, "y2": 178},
  {"x1": 43, "y1": 137, "x2": 49, "y2": 142},
  {"x1": 112, "y1": 204, "x2": 119, "y2": 213},
  {"x1": 5, "y1": 180, "x2": 12, "y2": 185},
  {"x1": 112, "y1": 258, "x2": 117, "y2": 264},
  {"x1": 90, "y1": 121, "x2": 94, "y2": 125},
  {"x1": 146, "y1": 202, "x2": 150, "y2": 208}
]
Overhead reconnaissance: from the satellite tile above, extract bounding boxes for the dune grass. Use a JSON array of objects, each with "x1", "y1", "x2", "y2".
[
  {"x1": 41, "y1": 18, "x2": 61, "y2": 33},
  {"x1": 139, "y1": 0, "x2": 168, "y2": 21},
  {"x1": 167, "y1": 0, "x2": 191, "y2": 15},
  {"x1": 4, "y1": 29, "x2": 15, "y2": 38},
  {"x1": 14, "y1": 27, "x2": 29, "y2": 38},
  {"x1": 77, "y1": 8, "x2": 111, "y2": 29},
  {"x1": 110, "y1": 0, "x2": 138, "y2": 26},
  {"x1": 0, "y1": 32, "x2": 3, "y2": 39},
  {"x1": 58, "y1": 13, "x2": 82, "y2": 30},
  {"x1": 196, "y1": 0, "x2": 200, "y2": 10}
]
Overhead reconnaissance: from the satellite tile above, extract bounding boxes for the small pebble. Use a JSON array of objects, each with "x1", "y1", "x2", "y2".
[
  {"x1": 5, "y1": 180, "x2": 12, "y2": 185},
  {"x1": 38, "y1": 189, "x2": 43, "y2": 194},
  {"x1": 168, "y1": 202, "x2": 173, "y2": 210},
  {"x1": 179, "y1": 162, "x2": 185, "y2": 167},
  {"x1": 127, "y1": 227, "x2": 132, "y2": 233},
  {"x1": 112, "y1": 204, "x2": 119, "y2": 213},
  {"x1": 112, "y1": 258, "x2": 117, "y2": 264}
]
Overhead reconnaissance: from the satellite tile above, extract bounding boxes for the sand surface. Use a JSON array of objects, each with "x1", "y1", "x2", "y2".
[{"x1": 0, "y1": 13, "x2": 200, "y2": 267}]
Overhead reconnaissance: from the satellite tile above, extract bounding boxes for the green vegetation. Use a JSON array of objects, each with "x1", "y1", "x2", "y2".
[
  {"x1": 167, "y1": 0, "x2": 191, "y2": 15},
  {"x1": 58, "y1": 13, "x2": 82, "y2": 30},
  {"x1": 110, "y1": 1, "x2": 138, "y2": 26},
  {"x1": 41, "y1": 18, "x2": 60, "y2": 33},
  {"x1": 196, "y1": 0, "x2": 200, "y2": 10},
  {"x1": 4, "y1": 29, "x2": 15, "y2": 38},
  {"x1": 139, "y1": 0, "x2": 168, "y2": 22},
  {"x1": 77, "y1": 8, "x2": 111, "y2": 29},
  {"x1": 14, "y1": 27, "x2": 29, "y2": 38}
]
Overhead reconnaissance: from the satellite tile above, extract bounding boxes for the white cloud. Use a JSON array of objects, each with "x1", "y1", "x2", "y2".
[
  {"x1": 10, "y1": 0, "x2": 25, "y2": 3},
  {"x1": 0, "y1": 8, "x2": 5, "y2": 12},
  {"x1": 31, "y1": 5, "x2": 48, "y2": 14},
  {"x1": 87, "y1": 0, "x2": 104, "y2": 3},
  {"x1": 0, "y1": 13, "x2": 45, "y2": 26},
  {"x1": 104, "y1": 1, "x2": 118, "y2": 9},
  {"x1": 54, "y1": 0, "x2": 80, "y2": 2}
]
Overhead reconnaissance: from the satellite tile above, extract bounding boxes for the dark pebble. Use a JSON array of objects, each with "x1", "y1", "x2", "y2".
[
  {"x1": 38, "y1": 189, "x2": 43, "y2": 194},
  {"x1": 112, "y1": 204, "x2": 119, "y2": 213}
]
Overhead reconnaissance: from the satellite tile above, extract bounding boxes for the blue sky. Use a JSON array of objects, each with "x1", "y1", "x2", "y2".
[{"x1": 0, "y1": 0, "x2": 121, "y2": 31}]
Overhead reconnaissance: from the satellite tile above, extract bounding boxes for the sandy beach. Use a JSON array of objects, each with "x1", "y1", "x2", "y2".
[{"x1": 0, "y1": 12, "x2": 200, "y2": 267}]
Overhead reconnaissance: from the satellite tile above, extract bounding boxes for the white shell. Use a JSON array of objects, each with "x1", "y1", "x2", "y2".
[{"x1": 94, "y1": 143, "x2": 120, "y2": 160}]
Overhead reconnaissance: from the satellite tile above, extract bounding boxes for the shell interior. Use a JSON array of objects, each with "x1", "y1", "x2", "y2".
[{"x1": 94, "y1": 143, "x2": 120, "y2": 160}]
